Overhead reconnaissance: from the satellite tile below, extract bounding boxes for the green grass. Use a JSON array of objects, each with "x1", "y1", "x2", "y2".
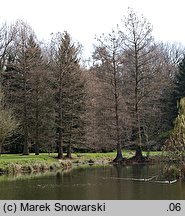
[
  {"x1": 70, "y1": 150, "x2": 163, "y2": 165},
  {"x1": 0, "y1": 151, "x2": 162, "y2": 174},
  {"x1": 73, "y1": 150, "x2": 162, "y2": 159},
  {"x1": 0, "y1": 151, "x2": 162, "y2": 163},
  {"x1": 0, "y1": 153, "x2": 57, "y2": 161},
  {"x1": 0, "y1": 153, "x2": 66, "y2": 174}
]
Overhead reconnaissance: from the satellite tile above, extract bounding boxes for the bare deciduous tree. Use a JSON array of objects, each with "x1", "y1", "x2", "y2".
[
  {"x1": 92, "y1": 30, "x2": 131, "y2": 162},
  {"x1": 119, "y1": 8, "x2": 156, "y2": 160}
]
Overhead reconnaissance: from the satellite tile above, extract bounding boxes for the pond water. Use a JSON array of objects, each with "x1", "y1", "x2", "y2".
[{"x1": 0, "y1": 164, "x2": 185, "y2": 200}]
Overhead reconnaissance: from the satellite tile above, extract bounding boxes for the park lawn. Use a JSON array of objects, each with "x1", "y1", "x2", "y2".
[
  {"x1": 0, "y1": 153, "x2": 57, "y2": 167},
  {"x1": 73, "y1": 150, "x2": 162, "y2": 160},
  {"x1": 0, "y1": 153, "x2": 57, "y2": 162},
  {"x1": 0, "y1": 150, "x2": 162, "y2": 163},
  {"x1": 0, "y1": 153, "x2": 64, "y2": 174},
  {"x1": 0, "y1": 151, "x2": 162, "y2": 174}
]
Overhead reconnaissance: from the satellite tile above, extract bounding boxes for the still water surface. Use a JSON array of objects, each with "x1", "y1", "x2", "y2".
[{"x1": 0, "y1": 164, "x2": 185, "y2": 200}]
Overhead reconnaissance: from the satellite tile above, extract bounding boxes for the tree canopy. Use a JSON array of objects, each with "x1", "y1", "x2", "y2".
[{"x1": 0, "y1": 10, "x2": 185, "y2": 162}]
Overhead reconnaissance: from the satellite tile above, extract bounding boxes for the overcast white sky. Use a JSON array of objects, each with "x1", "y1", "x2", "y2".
[{"x1": 0, "y1": 0, "x2": 185, "y2": 58}]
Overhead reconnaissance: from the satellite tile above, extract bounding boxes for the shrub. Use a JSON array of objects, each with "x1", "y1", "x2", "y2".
[{"x1": 163, "y1": 165, "x2": 180, "y2": 180}]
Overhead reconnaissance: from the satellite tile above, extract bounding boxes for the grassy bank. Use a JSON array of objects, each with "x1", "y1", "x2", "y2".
[
  {"x1": 1, "y1": 151, "x2": 185, "y2": 181},
  {"x1": 71, "y1": 150, "x2": 162, "y2": 164},
  {"x1": 0, "y1": 151, "x2": 162, "y2": 174},
  {"x1": 0, "y1": 154, "x2": 71, "y2": 174}
]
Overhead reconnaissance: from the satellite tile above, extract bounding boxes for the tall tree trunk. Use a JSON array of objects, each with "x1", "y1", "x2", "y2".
[
  {"x1": 35, "y1": 145, "x2": 39, "y2": 155},
  {"x1": 67, "y1": 103, "x2": 73, "y2": 159},
  {"x1": 0, "y1": 138, "x2": 5, "y2": 156},
  {"x1": 134, "y1": 106, "x2": 143, "y2": 159},
  {"x1": 0, "y1": 144, "x2": 2, "y2": 156},
  {"x1": 57, "y1": 82, "x2": 63, "y2": 159},
  {"x1": 35, "y1": 143, "x2": 39, "y2": 155},
  {"x1": 67, "y1": 125, "x2": 72, "y2": 158},
  {"x1": 67, "y1": 142, "x2": 72, "y2": 158},
  {"x1": 58, "y1": 128, "x2": 63, "y2": 159},
  {"x1": 23, "y1": 132, "x2": 29, "y2": 155},
  {"x1": 113, "y1": 93, "x2": 123, "y2": 162},
  {"x1": 23, "y1": 126, "x2": 29, "y2": 154},
  {"x1": 35, "y1": 123, "x2": 39, "y2": 155},
  {"x1": 112, "y1": 52, "x2": 124, "y2": 163},
  {"x1": 23, "y1": 91, "x2": 29, "y2": 155},
  {"x1": 134, "y1": 43, "x2": 143, "y2": 159},
  {"x1": 57, "y1": 109, "x2": 63, "y2": 158},
  {"x1": 35, "y1": 87, "x2": 39, "y2": 155}
]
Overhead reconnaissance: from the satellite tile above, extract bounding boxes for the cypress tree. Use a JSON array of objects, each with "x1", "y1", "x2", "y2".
[
  {"x1": 51, "y1": 31, "x2": 85, "y2": 159},
  {"x1": 26, "y1": 36, "x2": 55, "y2": 155},
  {"x1": 2, "y1": 23, "x2": 55, "y2": 155}
]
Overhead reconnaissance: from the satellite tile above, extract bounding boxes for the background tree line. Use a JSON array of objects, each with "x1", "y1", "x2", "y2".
[{"x1": 0, "y1": 9, "x2": 185, "y2": 161}]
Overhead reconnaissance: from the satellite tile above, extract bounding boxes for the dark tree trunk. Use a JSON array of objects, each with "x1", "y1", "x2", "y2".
[
  {"x1": 22, "y1": 80, "x2": 29, "y2": 155},
  {"x1": 113, "y1": 144, "x2": 124, "y2": 163},
  {"x1": 23, "y1": 140, "x2": 29, "y2": 155},
  {"x1": 0, "y1": 144, "x2": 2, "y2": 156},
  {"x1": 132, "y1": 114, "x2": 145, "y2": 161},
  {"x1": 129, "y1": 145, "x2": 146, "y2": 162},
  {"x1": 67, "y1": 121, "x2": 72, "y2": 158},
  {"x1": 57, "y1": 137, "x2": 63, "y2": 159},
  {"x1": 66, "y1": 102, "x2": 74, "y2": 159},
  {"x1": 133, "y1": 42, "x2": 144, "y2": 160},
  {"x1": 67, "y1": 143, "x2": 72, "y2": 158},
  {"x1": 57, "y1": 127, "x2": 63, "y2": 159},
  {"x1": 134, "y1": 145, "x2": 143, "y2": 158},
  {"x1": 35, "y1": 85, "x2": 39, "y2": 156},
  {"x1": 35, "y1": 142, "x2": 39, "y2": 155},
  {"x1": 112, "y1": 52, "x2": 124, "y2": 163},
  {"x1": 23, "y1": 122, "x2": 29, "y2": 155},
  {"x1": 57, "y1": 70, "x2": 63, "y2": 159}
]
